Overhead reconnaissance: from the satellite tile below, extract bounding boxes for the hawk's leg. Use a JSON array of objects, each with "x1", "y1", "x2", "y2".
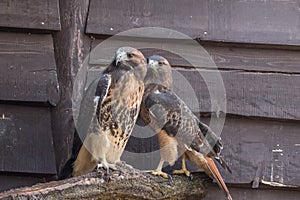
[
  {"x1": 172, "y1": 154, "x2": 193, "y2": 180},
  {"x1": 151, "y1": 159, "x2": 171, "y2": 179}
]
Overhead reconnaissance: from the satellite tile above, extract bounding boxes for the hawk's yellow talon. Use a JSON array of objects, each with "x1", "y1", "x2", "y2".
[
  {"x1": 151, "y1": 170, "x2": 170, "y2": 179},
  {"x1": 172, "y1": 155, "x2": 192, "y2": 178},
  {"x1": 172, "y1": 169, "x2": 191, "y2": 177}
]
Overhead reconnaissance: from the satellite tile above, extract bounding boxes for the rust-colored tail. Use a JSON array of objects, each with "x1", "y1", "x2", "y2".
[{"x1": 205, "y1": 157, "x2": 232, "y2": 200}]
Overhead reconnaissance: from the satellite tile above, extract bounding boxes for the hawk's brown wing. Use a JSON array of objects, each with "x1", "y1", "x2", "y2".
[
  {"x1": 76, "y1": 73, "x2": 111, "y2": 141},
  {"x1": 59, "y1": 73, "x2": 111, "y2": 179},
  {"x1": 141, "y1": 84, "x2": 224, "y2": 162}
]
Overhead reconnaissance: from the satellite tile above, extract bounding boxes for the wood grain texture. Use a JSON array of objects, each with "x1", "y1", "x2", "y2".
[
  {"x1": 0, "y1": 0, "x2": 61, "y2": 31},
  {"x1": 207, "y1": 0, "x2": 300, "y2": 45},
  {"x1": 0, "y1": 175, "x2": 46, "y2": 193},
  {"x1": 0, "y1": 104, "x2": 56, "y2": 174},
  {"x1": 84, "y1": 67, "x2": 300, "y2": 120},
  {"x1": 86, "y1": 0, "x2": 300, "y2": 45},
  {"x1": 175, "y1": 69, "x2": 300, "y2": 120},
  {"x1": 86, "y1": 0, "x2": 208, "y2": 38},
  {"x1": 90, "y1": 38, "x2": 300, "y2": 73},
  {"x1": 0, "y1": 32, "x2": 59, "y2": 105},
  {"x1": 205, "y1": 45, "x2": 300, "y2": 73},
  {"x1": 204, "y1": 117, "x2": 300, "y2": 186}
]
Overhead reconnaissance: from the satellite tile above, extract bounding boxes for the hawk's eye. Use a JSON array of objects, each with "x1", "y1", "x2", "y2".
[{"x1": 127, "y1": 53, "x2": 134, "y2": 58}]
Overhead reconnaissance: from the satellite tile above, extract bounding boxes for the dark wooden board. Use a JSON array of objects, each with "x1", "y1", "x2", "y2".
[
  {"x1": 0, "y1": 175, "x2": 46, "y2": 193},
  {"x1": 0, "y1": 0, "x2": 60, "y2": 31},
  {"x1": 84, "y1": 66, "x2": 300, "y2": 120},
  {"x1": 90, "y1": 39, "x2": 300, "y2": 73},
  {"x1": 207, "y1": 0, "x2": 300, "y2": 45},
  {"x1": 86, "y1": 0, "x2": 208, "y2": 38},
  {"x1": 204, "y1": 184, "x2": 300, "y2": 200},
  {"x1": 0, "y1": 104, "x2": 56, "y2": 174},
  {"x1": 86, "y1": 0, "x2": 300, "y2": 45},
  {"x1": 125, "y1": 116, "x2": 300, "y2": 186},
  {"x1": 174, "y1": 69, "x2": 300, "y2": 120},
  {"x1": 0, "y1": 32, "x2": 59, "y2": 105},
  {"x1": 206, "y1": 117, "x2": 300, "y2": 186},
  {"x1": 205, "y1": 45, "x2": 300, "y2": 73}
]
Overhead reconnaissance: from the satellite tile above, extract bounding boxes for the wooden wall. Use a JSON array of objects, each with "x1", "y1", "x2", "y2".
[
  {"x1": 0, "y1": 0, "x2": 300, "y2": 199},
  {"x1": 0, "y1": 0, "x2": 60, "y2": 192}
]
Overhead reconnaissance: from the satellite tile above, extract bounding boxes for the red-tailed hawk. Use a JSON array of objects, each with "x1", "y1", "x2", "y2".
[
  {"x1": 72, "y1": 47, "x2": 147, "y2": 177},
  {"x1": 140, "y1": 55, "x2": 232, "y2": 200}
]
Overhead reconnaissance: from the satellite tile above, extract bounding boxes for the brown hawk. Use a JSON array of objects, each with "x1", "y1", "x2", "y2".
[
  {"x1": 140, "y1": 55, "x2": 232, "y2": 200},
  {"x1": 72, "y1": 47, "x2": 147, "y2": 177}
]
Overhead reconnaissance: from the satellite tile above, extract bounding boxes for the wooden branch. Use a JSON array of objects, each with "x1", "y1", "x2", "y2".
[{"x1": 0, "y1": 168, "x2": 208, "y2": 199}]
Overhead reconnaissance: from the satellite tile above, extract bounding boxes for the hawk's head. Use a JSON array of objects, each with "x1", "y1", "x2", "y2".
[
  {"x1": 114, "y1": 47, "x2": 147, "y2": 80},
  {"x1": 145, "y1": 55, "x2": 173, "y2": 88}
]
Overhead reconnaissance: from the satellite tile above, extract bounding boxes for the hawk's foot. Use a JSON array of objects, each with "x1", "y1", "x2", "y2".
[
  {"x1": 97, "y1": 161, "x2": 118, "y2": 174},
  {"x1": 172, "y1": 169, "x2": 193, "y2": 180},
  {"x1": 116, "y1": 161, "x2": 134, "y2": 171},
  {"x1": 151, "y1": 170, "x2": 172, "y2": 179}
]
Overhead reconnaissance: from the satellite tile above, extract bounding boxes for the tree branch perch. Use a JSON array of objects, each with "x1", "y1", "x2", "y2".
[{"x1": 0, "y1": 168, "x2": 208, "y2": 199}]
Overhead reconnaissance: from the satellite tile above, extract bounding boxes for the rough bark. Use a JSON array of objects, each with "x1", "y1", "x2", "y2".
[{"x1": 0, "y1": 169, "x2": 208, "y2": 200}]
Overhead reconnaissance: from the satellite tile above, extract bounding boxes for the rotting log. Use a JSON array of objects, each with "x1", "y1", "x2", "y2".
[{"x1": 0, "y1": 168, "x2": 209, "y2": 200}]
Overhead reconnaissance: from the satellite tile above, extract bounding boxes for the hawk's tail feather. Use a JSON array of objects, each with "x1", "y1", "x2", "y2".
[
  {"x1": 205, "y1": 157, "x2": 233, "y2": 200},
  {"x1": 215, "y1": 156, "x2": 232, "y2": 174},
  {"x1": 58, "y1": 129, "x2": 82, "y2": 179}
]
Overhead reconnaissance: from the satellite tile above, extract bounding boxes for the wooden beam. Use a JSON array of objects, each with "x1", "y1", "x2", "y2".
[
  {"x1": 0, "y1": 104, "x2": 56, "y2": 174},
  {"x1": 0, "y1": 32, "x2": 59, "y2": 105},
  {"x1": 0, "y1": 0, "x2": 61, "y2": 31},
  {"x1": 52, "y1": 0, "x2": 91, "y2": 175}
]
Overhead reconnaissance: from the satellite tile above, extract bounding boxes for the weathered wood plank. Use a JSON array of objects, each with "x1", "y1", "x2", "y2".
[
  {"x1": 205, "y1": 45, "x2": 300, "y2": 73},
  {"x1": 90, "y1": 39, "x2": 300, "y2": 73},
  {"x1": 172, "y1": 69, "x2": 300, "y2": 120},
  {"x1": 0, "y1": 104, "x2": 56, "y2": 174},
  {"x1": 0, "y1": 0, "x2": 61, "y2": 31},
  {"x1": 0, "y1": 32, "x2": 59, "y2": 105},
  {"x1": 84, "y1": 67, "x2": 300, "y2": 120},
  {"x1": 0, "y1": 175, "x2": 46, "y2": 193},
  {"x1": 86, "y1": 0, "x2": 208, "y2": 38},
  {"x1": 204, "y1": 184, "x2": 300, "y2": 200},
  {"x1": 86, "y1": 0, "x2": 300, "y2": 45},
  {"x1": 175, "y1": 69, "x2": 300, "y2": 120},
  {"x1": 207, "y1": 0, "x2": 300, "y2": 45},
  {"x1": 207, "y1": 117, "x2": 300, "y2": 186}
]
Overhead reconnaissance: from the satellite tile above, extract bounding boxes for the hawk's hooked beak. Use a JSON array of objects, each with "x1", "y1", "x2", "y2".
[
  {"x1": 116, "y1": 51, "x2": 127, "y2": 66},
  {"x1": 147, "y1": 59, "x2": 159, "y2": 78},
  {"x1": 147, "y1": 59, "x2": 157, "y2": 69}
]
